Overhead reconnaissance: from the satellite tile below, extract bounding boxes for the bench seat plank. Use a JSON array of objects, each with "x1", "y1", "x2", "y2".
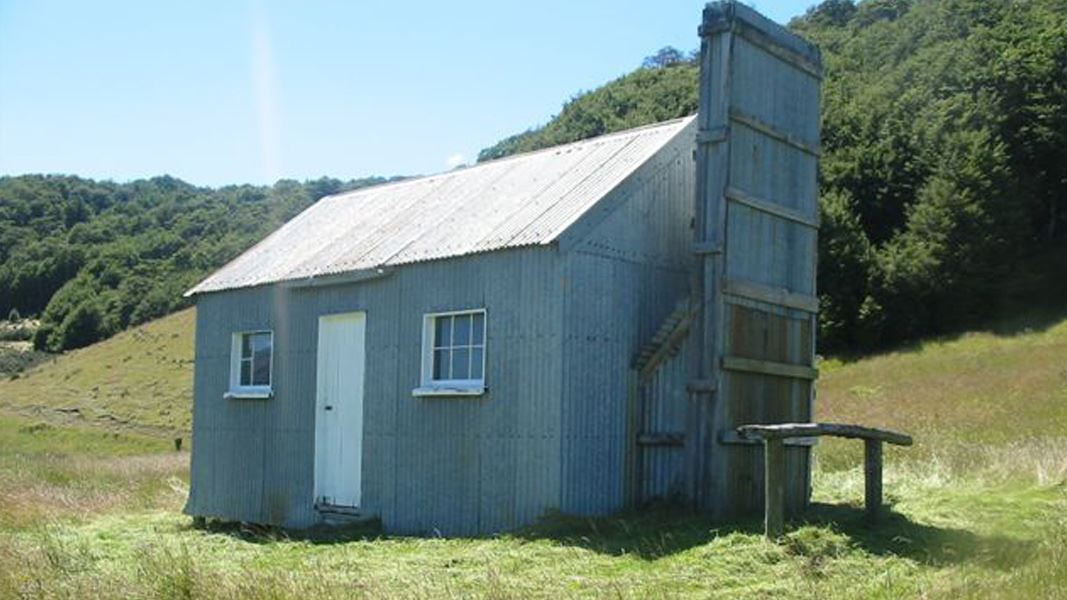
[{"x1": 736, "y1": 422, "x2": 913, "y2": 446}]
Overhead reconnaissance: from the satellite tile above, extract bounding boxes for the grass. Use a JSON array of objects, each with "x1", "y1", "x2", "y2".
[
  {"x1": 0, "y1": 308, "x2": 194, "y2": 435},
  {"x1": 816, "y1": 315, "x2": 1067, "y2": 477},
  {"x1": 0, "y1": 416, "x2": 185, "y2": 531},
  {"x1": 0, "y1": 311, "x2": 1065, "y2": 598}
]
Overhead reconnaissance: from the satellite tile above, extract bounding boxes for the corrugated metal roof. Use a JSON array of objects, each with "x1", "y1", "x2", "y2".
[{"x1": 187, "y1": 116, "x2": 695, "y2": 296}]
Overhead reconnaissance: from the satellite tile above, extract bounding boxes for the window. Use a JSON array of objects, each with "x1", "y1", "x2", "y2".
[
  {"x1": 226, "y1": 330, "x2": 273, "y2": 399},
  {"x1": 415, "y1": 309, "x2": 486, "y2": 396}
]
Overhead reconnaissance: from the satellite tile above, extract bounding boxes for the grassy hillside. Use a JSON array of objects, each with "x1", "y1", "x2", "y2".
[
  {"x1": 0, "y1": 308, "x2": 193, "y2": 436},
  {"x1": 818, "y1": 317, "x2": 1067, "y2": 472},
  {"x1": 0, "y1": 314, "x2": 1063, "y2": 597}
]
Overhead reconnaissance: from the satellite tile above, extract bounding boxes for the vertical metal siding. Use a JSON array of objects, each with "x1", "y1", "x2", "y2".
[
  {"x1": 559, "y1": 122, "x2": 696, "y2": 516},
  {"x1": 638, "y1": 333, "x2": 692, "y2": 502},
  {"x1": 186, "y1": 246, "x2": 565, "y2": 535}
]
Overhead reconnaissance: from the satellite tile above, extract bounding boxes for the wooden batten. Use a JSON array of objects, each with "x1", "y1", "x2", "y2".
[
  {"x1": 729, "y1": 109, "x2": 821, "y2": 157},
  {"x1": 691, "y1": 241, "x2": 723, "y2": 256},
  {"x1": 723, "y1": 278, "x2": 819, "y2": 313},
  {"x1": 686, "y1": 379, "x2": 718, "y2": 393},
  {"x1": 725, "y1": 186, "x2": 819, "y2": 228},
  {"x1": 722, "y1": 356, "x2": 818, "y2": 381},
  {"x1": 719, "y1": 431, "x2": 818, "y2": 447},
  {"x1": 696, "y1": 126, "x2": 729, "y2": 145},
  {"x1": 736, "y1": 422, "x2": 913, "y2": 446}
]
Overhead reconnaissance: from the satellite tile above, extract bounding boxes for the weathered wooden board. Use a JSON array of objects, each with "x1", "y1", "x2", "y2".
[{"x1": 690, "y1": 1, "x2": 822, "y2": 518}]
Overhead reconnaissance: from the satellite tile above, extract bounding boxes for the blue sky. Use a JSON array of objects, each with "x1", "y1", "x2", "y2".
[{"x1": 0, "y1": 1, "x2": 813, "y2": 187}]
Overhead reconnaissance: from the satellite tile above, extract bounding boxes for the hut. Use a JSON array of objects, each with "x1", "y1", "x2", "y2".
[{"x1": 184, "y1": 1, "x2": 822, "y2": 535}]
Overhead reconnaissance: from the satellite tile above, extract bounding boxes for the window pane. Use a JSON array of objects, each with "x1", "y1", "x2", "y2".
[
  {"x1": 240, "y1": 332, "x2": 271, "y2": 387},
  {"x1": 251, "y1": 332, "x2": 271, "y2": 355},
  {"x1": 434, "y1": 316, "x2": 451, "y2": 348},
  {"x1": 471, "y1": 347, "x2": 483, "y2": 380},
  {"x1": 240, "y1": 359, "x2": 252, "y2": 386},
  {"x1": 452, "y1": 348, "x2": 470, "y2": 380},
  {"x1": 252, "y1": 354, "x2": 271, "y2": 386},
  {"x1": 432, "y1": 349, "x2": 450, "y2": 380},
  {"x1": 454, "y1": 314, "x2": 471, "y2": 346},
  {"x1": 472, "y1": 312, "x2": 485, "y2": 345}
]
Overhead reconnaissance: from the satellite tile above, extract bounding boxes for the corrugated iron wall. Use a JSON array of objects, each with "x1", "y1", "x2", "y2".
[
  {"x1": 187, "y1": 247, "x2": 566, "y2": 535},
  {"x1": 559, "y1": 119, "x2": 696, "y2": 516},
  {"x1": 636, "y1": 332, "x2": 692, "y2": 502}
]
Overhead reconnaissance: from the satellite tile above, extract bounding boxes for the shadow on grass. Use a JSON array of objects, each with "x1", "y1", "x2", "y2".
[
  {"x1": 191, "y1": 517, "x2": 384, "y2": 545},
  {"x1": 800, "y1": 502, "x2": 1035, "y2": 570},
  {"x1": 509, "y1": 502, "x2": 1034, "y2": 569},
  {"x1": 511, "y1": 504, "x2": 759, "y2": 560},
  {"x1": 190, "y1": 501, "x2": 1034, "y2": 571}
]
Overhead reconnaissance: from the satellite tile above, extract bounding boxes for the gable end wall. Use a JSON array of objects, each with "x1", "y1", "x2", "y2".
[{"x1": 558, "y1": 119, "x2": 697, "y2": 515}]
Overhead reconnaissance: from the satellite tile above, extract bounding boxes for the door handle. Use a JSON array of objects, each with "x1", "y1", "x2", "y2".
[{"x1": 324, "y1": 405, "x2": 333, "y2": 411}]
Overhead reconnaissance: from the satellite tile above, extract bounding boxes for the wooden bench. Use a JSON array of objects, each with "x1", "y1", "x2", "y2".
[{"x1": 736, "y1": 422, "x2": 913, "y2": 539}]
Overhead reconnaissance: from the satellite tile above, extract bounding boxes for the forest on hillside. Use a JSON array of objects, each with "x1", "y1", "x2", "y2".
[
  {"x1": 480, "y1": 0, "x2": 1067, "y2": 352},
  {"x1": 0, "y1": 175, "x2": 390, "y2": 351}
]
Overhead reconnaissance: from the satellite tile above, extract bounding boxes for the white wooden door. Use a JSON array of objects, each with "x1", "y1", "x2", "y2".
[{"x1": 314, "y1": 311, "x2": 366, "y2": 508}]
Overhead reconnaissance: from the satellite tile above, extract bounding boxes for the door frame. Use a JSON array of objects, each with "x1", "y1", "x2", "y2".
[{"x1": 313, "y1": 310, "x2": 367, "y2": 509}]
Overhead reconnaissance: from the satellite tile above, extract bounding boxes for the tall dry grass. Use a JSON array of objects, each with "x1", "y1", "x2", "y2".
[
  {"x1": 816, "y1": 319, "x2": 1067, "y2": 473},
  {"x1": 0, "y1": 418, "x2": 187, "y2": 530}
]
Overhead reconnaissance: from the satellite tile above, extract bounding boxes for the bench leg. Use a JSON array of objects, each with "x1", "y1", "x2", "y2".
[
  {"x1": 764, "y1": 438, "x2": 785, "y2": 539},
  {"x1": 864, "y1": 439, "x2": 883, "y2": 521}
]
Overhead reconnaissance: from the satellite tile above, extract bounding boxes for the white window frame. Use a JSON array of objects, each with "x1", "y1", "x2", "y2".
[
  {"x1": 224, "y1": 330, "x2": 274, "y2": 400},
  {"x1": 413, "y1": 308, "x2": 486, "y2": 397}
]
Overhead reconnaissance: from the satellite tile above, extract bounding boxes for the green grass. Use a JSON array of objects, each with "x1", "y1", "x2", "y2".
[
  {"x1": 1, "y1": 470, "x2": 1062, "y2": 598},
  {"x1": 0, "y1": 312, "x2": 1065, "y2": 598},
  {"x1": 0, "y1": 415, "x2": 185, "y2": 531},
  {"x1": 816, "y1": 315, "x2": 1067, "y2": 476},
  {"x1": 0, "y1": 308, "x2": 193, "y2": 435}
]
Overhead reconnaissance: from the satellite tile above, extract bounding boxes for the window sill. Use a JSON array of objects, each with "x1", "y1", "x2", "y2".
[
  {"x1": 412, "y1": 385, "x2": 486, "y2": 398},
  {"x1": 224, "y1": 389, "x2": 273, "y2": 400}
]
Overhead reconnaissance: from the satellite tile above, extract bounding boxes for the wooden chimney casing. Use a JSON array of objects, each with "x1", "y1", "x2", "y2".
[{"x1": 688, "y1": 1, "x2": 823, "y2": 517}]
